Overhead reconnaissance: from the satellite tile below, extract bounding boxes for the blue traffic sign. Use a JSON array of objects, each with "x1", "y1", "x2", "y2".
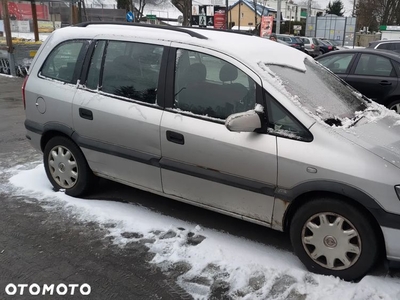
[{"x1": 126, "y1": 11, "x2": 134, "y2": 22}]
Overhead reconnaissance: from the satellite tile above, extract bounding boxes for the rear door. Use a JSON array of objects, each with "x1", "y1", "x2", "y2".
[
  {"x1": 71, "y1": 38, "x2": 168, "y2": 192},
  {"x1": 159, "y1": 45, "x2": 277, "y2": 224},
  {"x1": 346, "y1": 53, "x2": 398, "y2": 103}
]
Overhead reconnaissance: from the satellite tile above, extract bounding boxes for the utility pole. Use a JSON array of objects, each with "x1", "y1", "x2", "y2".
[
  {"x1": 238, "y1": 0, "x2": 241, "y2": 30},
  {"x1": 276, "y1": 0, "x2": 281, "y2": 34},
  {"x1": 31, "y1": 0, "x2": 39, "y2": 42},
  {"x1": 307, "y1": 0, "x2": 311, "y2": 17},
  {"x1": 225, "y1": 0, "x2": 229, "y2": 29},
  {"x1": 2, "y1": 0, "x2": 16, "y2": 76}
]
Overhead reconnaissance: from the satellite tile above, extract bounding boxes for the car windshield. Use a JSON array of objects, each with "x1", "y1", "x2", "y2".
[
  {"x1": 330, "y1": 40, "x2": 342, "y2": 46},
  {"x1": 268, "y1": 59, "x2": 368, "y2": 122}
]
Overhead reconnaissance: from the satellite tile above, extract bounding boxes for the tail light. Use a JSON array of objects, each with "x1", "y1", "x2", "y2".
[
  {"x1": 22, "y1": 75, "x2": 29, "y2": 110},
  {"x1": 328, "y1": 46, "x2": 333, "y2": 50},
  {"x1": 311, "y1": 44, "x2": 315, "y2": 49}
]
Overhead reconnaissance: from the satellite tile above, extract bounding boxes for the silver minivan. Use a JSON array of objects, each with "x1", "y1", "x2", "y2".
[{"x1": 24, "y1": 22, "x2": 400, "y2": 281}]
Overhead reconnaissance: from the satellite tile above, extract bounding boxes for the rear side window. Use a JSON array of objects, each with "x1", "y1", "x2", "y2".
[
  {"x1": 100, "y1": 41, "x2": 163, "y2": 104},
  {"x1": 40, "y1": 40, "x2": 86, "y2": 83},
  {"x1": 354, "y1": 54, "x2": 395, "y2": 77},
  {"x1": 302, "y1": 38, "x2": 310, "y2": 44},
  {"x1": 377, "y1": 43, "x2": 395, "y2": 51}
]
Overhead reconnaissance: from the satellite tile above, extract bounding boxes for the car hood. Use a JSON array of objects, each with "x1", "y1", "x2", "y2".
[{"x1": 333, "y1": 111, "x2": 400, "y2": 169}]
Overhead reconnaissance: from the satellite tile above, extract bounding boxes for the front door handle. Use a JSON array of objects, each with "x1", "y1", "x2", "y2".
[
  {"x1": 166, "y1": 131, "x2": 184, "y2": 145},
  {"x1": 380, "y1": 80, "x2": 392, "y2": 86},
  {"x1": 79, "y1": 108, "x2": 93, "y2": 120}
]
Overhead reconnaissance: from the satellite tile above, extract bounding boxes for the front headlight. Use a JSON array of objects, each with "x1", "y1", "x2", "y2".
[{"x1": 396, "y1": 186, "x2": 400, "y2": 200}]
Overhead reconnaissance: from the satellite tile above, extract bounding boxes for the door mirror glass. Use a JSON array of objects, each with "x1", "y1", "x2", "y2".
[{"x1": 225, "y1": 110, "x2": 261, "y2": 132}]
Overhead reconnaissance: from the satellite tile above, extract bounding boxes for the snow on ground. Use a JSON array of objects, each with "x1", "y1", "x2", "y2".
[
  {"x1": 3, "y1": 163, "x2": 400, "y2": 300},
  {"x1": 0, "y1": 73, "x2": 16, "y2": 78}
]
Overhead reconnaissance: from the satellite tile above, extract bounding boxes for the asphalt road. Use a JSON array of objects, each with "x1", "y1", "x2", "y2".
[{"x1": 0, "y1": 75, "x2": 398, "y2": 300}]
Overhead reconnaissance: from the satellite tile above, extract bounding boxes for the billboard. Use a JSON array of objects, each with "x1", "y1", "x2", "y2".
[
  {"x1": 192, "y1": 5, "x2": 226, "y2": 29},
  {"x1": 260, "y1": 16, "x2": 274, "y2": 37},
  {"x1": 0, "y1": 3, "x2": 49, "y2": 21}
]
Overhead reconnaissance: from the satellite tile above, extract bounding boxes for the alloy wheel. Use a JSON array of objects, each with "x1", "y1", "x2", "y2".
[
  {"x1": 48, "y1": 145, "x2": 78, "y2": 189},
  {"x1": 301, "y1": 212, "x2": 361, "y2": 270}
]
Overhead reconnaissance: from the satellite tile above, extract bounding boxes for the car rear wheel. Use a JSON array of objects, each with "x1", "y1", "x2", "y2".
[
  {"x1": 290, "y1": 197, "x2": 379, "y2": 281},
  {"x1": 388, "y1": 100, "x2": 400, "y2": 114},
  {"x1": 44, "y1": 136, "x2": 96, "y2": 197}
]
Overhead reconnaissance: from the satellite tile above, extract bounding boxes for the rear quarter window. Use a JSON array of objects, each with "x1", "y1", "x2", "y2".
[{"x1": 40, "y1": 40, "x2": 87, "y2": 84}]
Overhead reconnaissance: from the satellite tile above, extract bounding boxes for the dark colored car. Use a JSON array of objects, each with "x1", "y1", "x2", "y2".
[
  {"x1": 368, "y1": 40, "x2": 400, "y2": 54},
  {"x1": 276, "y1": 34, "x2": 306, "y2": 52},
  {"x1": 315, "y1": 48, "x2": 400, "y2": 112},
  {"x1": 316, "y1": 39, "x2": 335, "y2": 54}
]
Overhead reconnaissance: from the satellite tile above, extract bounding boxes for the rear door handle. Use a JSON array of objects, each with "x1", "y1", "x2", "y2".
[
  {"x1": 166, "y1": 130, "x2": 184, "y2": 145},
  {"x1": 79, "y1": 108, "x2": 93, "y2": 120},
  {"x1": 380, "y1": 80, "x2": 392, "y2": 86}
]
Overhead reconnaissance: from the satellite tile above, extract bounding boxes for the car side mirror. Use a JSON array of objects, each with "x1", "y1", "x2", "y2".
[{"x1": 225, "y1": 110, "x2": 262, "y2": 132}]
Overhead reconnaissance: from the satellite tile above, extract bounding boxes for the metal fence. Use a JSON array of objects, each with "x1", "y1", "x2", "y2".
[{"x1": 305, "y1": 15, "x2": 357, "y2": 47}]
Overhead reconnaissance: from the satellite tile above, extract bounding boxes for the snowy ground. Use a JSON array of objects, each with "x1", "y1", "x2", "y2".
[
  {"x1": 1, "y1": 162, "x2": 399, "y2": 300},
  {"x1": 8, "y1": 32, "x2": 50, "y2": 42}
]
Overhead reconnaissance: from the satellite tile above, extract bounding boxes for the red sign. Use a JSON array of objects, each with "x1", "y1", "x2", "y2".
[
  {"x1": 260, "y1": 15, "x2": 274, "y2": 37},
  {"x1": 214, "y1": 11, "x2": 226, "y2": 29},
  {"x1": 0, "y1": 3, "x2": 49, "y2": 21}
]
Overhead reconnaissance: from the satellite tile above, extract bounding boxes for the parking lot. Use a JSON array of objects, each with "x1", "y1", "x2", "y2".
[{"x1": 1, "y1": 73, "x2": 400, "y2": 299}]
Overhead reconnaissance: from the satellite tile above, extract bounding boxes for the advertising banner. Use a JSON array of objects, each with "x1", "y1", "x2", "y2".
[
  {"x1": 10, "y1": 21, "x2": 30, "y2": 33},
  {"x1": 192, "y1": 5, "x2": 225, "y2": 29},
  {"x1": 260, "y1": 15, "x2": 274, "y2": 37},
  {"x1": 0, "y1": 3, "x2": 49, "y2": 21},
  {"x1": 214, "y1": 11, "x2": 226, "y2": 29},
  {"x1": 38, "y1": 21, "x2": 61, "y2": 33}
]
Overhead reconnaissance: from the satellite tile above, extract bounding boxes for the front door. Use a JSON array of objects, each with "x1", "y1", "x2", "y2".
[{"x1": 159, "y1": 46, "x2": 277, "y2": 223}]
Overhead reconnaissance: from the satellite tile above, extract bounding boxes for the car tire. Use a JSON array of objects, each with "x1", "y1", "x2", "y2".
[
  {"x1": 43, "y1": 136, "x2": 96, "y2": 197},
  {"x1": 388, "y1": 99, "x2": 400, "y2": 114},
  {"x1": 290, "y1": 197, "x2": 379, "y2": 281}
]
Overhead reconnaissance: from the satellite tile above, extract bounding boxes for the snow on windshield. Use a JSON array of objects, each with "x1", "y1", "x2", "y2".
[{"x1": 259, "y1": 58, "x2": 400, "y2": 128}]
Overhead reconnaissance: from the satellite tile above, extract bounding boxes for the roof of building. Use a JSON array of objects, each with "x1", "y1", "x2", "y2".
[{"x1": 230, "y1": 0, "x2": 277, "y2": 15}]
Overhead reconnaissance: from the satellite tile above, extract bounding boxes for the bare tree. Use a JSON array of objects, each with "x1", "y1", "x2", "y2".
[
  {"x1": 355, "y1": 0, "x2": 400, "y2": 32},
  {"x1": 171, "y1": 0, "x2": 191, "y2": 26},
  {"x1": 132, "y1": 0, "x2": 167, "y2": 22}
]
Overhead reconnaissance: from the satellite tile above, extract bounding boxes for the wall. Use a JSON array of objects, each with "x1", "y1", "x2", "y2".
[
  {"x1": 355, "y1": 33, "x2": 382, "y2": 47},
  {"x1": 229, "y1": 3, "x2": 261, "y2": 28}
]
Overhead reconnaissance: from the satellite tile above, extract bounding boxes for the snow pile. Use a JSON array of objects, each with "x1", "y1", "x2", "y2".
[{"x1": 3, "y1": 164, "x2": 400, "y2": 299}]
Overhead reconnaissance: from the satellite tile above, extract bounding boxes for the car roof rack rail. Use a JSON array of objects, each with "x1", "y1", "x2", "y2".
[{"x1": 74, "y1": 21, "x2": 208, "y2": 40}]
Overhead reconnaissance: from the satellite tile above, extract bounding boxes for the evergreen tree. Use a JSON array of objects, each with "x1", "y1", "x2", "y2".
[{"x1": 326, "y1": 0, "x2": 344, "y2": 16}]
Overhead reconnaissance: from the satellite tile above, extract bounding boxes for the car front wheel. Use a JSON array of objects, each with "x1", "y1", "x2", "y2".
[
  {"x1": 44, "y1": 136, "x2": 96, "y2": 197},
  {"x1": 290, "y1": 197, "x2": 379, "y2": 281}
]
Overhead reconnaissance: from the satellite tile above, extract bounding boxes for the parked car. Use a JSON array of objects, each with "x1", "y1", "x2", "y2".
[
  {"x1": 368, "y1": 40, "x2": 400, "y2": 54},
  {"x1": 319, "y1": 38, "x2": 345, "y2": 50},
  {"x1": 316, "y1": 38, "x2": 335, "y2": 54},
  {"x1": 24, "y1": 22, "x2": 400, "y2": 281},
  {"x1": 276, "y1": 34, "x2": 306, "y2": 52},
  {"x1": 315, "y1": 48, "x2": 400, "y2": 112},
  {"x1": 300, "y1": 37, "x2": 321, "y2": 57}
]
